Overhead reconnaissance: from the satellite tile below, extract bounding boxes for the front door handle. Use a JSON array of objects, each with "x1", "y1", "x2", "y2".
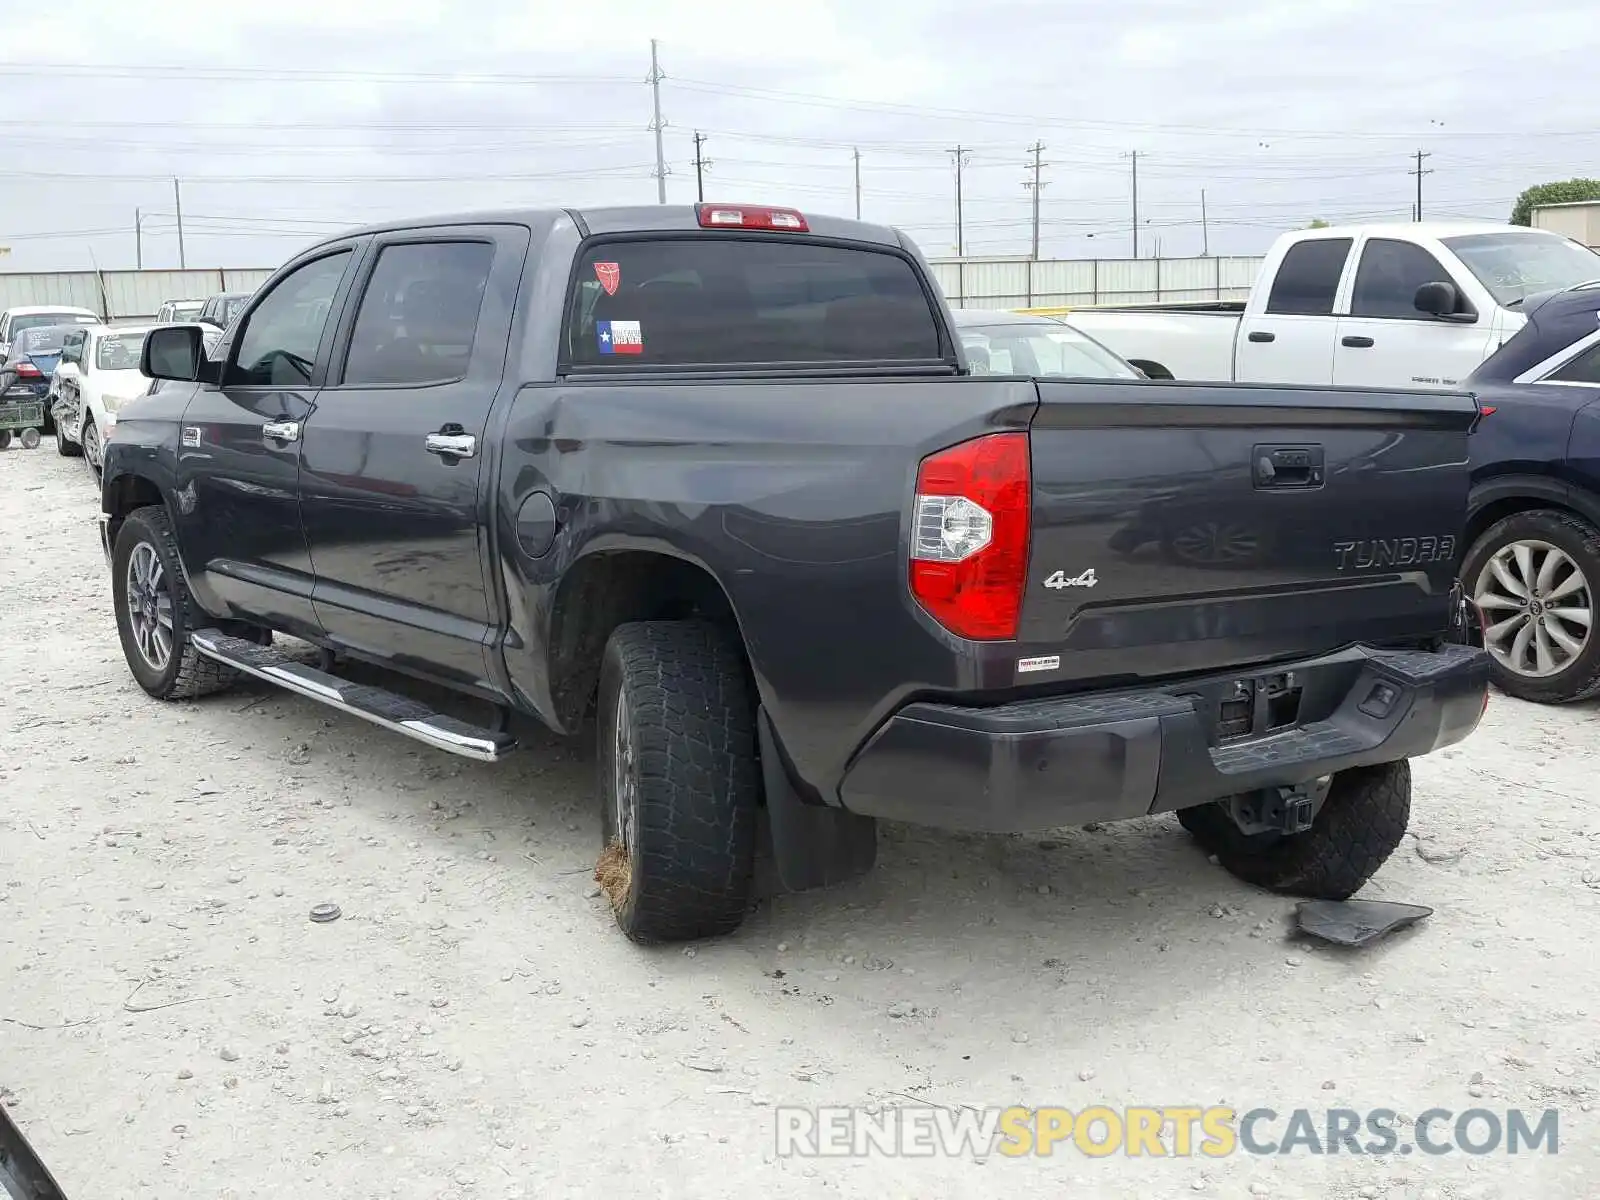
[
  {"x1": 425, "y1": 432, "x2": 476, "y2": 459},
  {"x1": 1247, "y1": 330, "x2": 1276, "y2": 343},
  {"x1": 1341, "y1": 335, "x2": 1375, "y2": 348},
  {"x1": 262, "y1": 420, "x2": 300, "y2": 443}
]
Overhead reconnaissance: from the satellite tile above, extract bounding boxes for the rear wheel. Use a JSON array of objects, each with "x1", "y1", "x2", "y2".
[
  {"x1": 82, "y1": 415, "x2": 103, "y2": 474},
  {"x1": 1463, "y1": 509, "x2": 1600, "y2": 704},
  {"x1": 1178, "y1": 761, "x2": 1411, "y2": 899},
  {"x1": 55, "y1": 419, "x2": 81, "y2": 456},
  {"x1": 595, "y1": 620, "x2": 759, "y2": 943},
  {"x1": 112, "y1": 506, "x2": 238, "y2": 700}
]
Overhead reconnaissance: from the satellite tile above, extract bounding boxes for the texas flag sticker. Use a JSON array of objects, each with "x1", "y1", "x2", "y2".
[{"x1": 597, "y1": 320, "x2": 643, "y2": 355}]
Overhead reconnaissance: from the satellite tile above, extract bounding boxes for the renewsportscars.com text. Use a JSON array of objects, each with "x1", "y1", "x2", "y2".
[{"x1": 774, "y1": 1105, "x2": 1560, "y2": 1159}]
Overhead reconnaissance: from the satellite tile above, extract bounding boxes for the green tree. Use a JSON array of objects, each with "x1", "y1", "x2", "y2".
[
  {"x1": 1510, "y1": 179, "x2": 1600, "y2": 226},
  {"x1": 1305, "y1": 218, "x2": 1330, "y2": 229}
]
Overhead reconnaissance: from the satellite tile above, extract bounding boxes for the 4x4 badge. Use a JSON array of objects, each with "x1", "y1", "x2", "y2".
[{"x1": 1043, "y1": 568, "x2": 1098, "y2": 590}]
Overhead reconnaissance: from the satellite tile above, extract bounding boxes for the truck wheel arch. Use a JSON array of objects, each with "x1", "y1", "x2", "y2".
[
  {"x1": 1466, "y1": 476, "x2": 1600, "y2": 550},
  {"x1": 546, "y1": 548, "x2": 752, "y2": 732},
  {"x1": 102, "y1": 471, "x2": 169, "y2": 549}
]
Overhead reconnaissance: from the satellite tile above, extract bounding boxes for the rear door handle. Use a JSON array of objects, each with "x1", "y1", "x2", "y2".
[
  {"x1": 425, "y1": 432, "x2": 476, "y2": 459},
  {"x1": 262, "y1": 420, "x2": 300, "y2": 443},
  {"x1": 1247, "y1": 330, "x2": 1276, "y2": 343},
  {"x1": 1341, "y1": 335, "x2": 1375, "y2": 348}
]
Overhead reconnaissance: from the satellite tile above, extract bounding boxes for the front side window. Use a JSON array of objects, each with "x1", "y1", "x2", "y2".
[
  {"x1": 341, "y1": 241, "x2": 495, "y2": 386},
  {"x1": 1350, "y1": 239, "x2": 1461, "y2": 319},
  {"x1": 1265, "y1": 238, "x2": 1352, "y2": 316},
  {"x1": 565, "y1": 237, "x2": 943, "y2": 367},
  {"x1": 227, "y1": 251, "x2": 351, "y2": 387}
]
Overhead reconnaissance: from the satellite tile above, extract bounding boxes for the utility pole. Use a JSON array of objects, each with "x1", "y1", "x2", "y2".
[
  {"x1": 852, "y1": 147, "x2": 862, "y2": 219},
  {"x1": 948, "y1": 145, "x2": 970, "y2": 256},
  {"x1": 647, "y1": 39, "x2": 669, "y2": 204},
  {"x1": 172, "y1": 178, "x2": 186, "y2": 268},
  {"x1": 1022, "y1": 141, "x2": 1048, "y2": 260},
  {"x1": 1120, "y1": 151, "x2": 1141, "y2": 258},
  {"x1": 135, "y1": 207, "x2": 143, "y2": 269},
  {"x1": 691, "y1": 131, "x2": 710, "y2": 203},
  {"x1": 1410, "y1": 149, "x2": 1432, "y2": 221},
  {"x1": 1200, "y1": 189, "x2": 1209, "y2": 257}
]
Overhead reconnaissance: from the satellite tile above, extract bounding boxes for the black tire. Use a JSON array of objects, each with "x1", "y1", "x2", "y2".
[
  {"x1": 82, "y1": 415, "x2": 102, "y2": 475},
  {"x1": 111, "y1": 505, "x2": 238, "y2": 700},
  {"x1": 595, "y1": 619, "x2": 759, "y2": 943},
  {"x1": 1177, "y1": 760, "x2": 1411, "y2": 900},
  {"x1": 0, "y1": 430, "x2": 10, "y2": 450},
  {"x1": 1462, "y1": 509, "x2": 1600, "y2": 704},
  {"x1": 55, "y1": 419, "x2": 81, "y2": 457}
]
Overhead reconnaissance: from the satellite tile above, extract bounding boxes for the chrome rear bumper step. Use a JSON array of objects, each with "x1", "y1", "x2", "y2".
[{"x1": 190, "y1": 630, "x2": 516, "y2": 762}]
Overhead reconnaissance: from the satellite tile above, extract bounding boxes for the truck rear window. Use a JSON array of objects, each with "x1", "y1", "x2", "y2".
[{"x1": 565, "y1": 238, "x2": 943, "y2": 368}]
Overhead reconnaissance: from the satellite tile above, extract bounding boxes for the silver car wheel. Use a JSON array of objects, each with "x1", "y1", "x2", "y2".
[
  {"x1": 125, "y1": 542, "x2": 175, "y2": 672},
  {"x1": 1474, "y1": 538, "x2": 1593, "y2": 678}
]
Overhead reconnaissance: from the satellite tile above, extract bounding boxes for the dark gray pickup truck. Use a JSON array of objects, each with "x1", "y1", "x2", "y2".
[{"x1": 99, "y1": 202, "x2": 1490, "y2": 942}]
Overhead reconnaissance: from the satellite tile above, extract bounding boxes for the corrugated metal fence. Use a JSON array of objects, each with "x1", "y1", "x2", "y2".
[
  {"x1": 1, "y1": 255, "x2": 1270, "y2": 321},
  {"x1": 0, "y1": 268, "x2": 275, "y2": 321},
  {"x1": 929, "y1": 255, "x2": 1266, "y2": 309}
]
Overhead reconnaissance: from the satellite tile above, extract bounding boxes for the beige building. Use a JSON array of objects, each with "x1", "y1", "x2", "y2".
[{"x1": 1531, "y1": 200, "x2": 1600, "y2": 248}]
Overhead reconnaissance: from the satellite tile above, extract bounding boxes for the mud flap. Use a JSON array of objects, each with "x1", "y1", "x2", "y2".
[{"x1": 758, "y1": 708, "x2": 876, "y2": 893}]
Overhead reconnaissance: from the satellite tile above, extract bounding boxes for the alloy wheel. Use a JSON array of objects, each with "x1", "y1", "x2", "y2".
[{"x1": 1473, "y1": 539, "x2": 1593, "y2": 678}]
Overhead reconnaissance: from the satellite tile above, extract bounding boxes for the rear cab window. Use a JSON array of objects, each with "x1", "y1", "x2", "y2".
[{"x1": 563, "y1": 237, "x2": 945, "y2": 369}]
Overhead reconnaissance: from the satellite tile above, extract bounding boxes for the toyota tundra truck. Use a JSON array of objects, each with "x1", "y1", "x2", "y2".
[{"x1": 97, "y1": 202, "x2": 1490, "y2": 943}]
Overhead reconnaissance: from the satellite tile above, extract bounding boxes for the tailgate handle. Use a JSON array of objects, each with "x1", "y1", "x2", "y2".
[{"x1": 1254, "y1": 444, "x2": 1324, "y2": 489}]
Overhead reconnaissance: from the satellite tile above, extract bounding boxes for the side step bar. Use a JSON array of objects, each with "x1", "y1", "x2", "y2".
[{"x1": 190, "y1": 630, "x2": 517, "y2": 762}]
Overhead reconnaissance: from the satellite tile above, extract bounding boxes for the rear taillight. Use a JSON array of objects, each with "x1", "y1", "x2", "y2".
[
  {"x1": 909, "y1": 432, "x2": 1031, "y2": 640},
  {"x1": 13, "y1": 362, "x2": 41, "y2": 378},
  {"x1": 696, "y1": 203, "x2": 809, "y2": 232},
  {"x1": 1479, "y1": 406, "x2": 1496, "y2": 417}
]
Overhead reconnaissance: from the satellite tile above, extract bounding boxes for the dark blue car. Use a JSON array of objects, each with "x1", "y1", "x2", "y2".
[{"x1": 1463, "y1": 282, "x2": 1600, "y2": 703}]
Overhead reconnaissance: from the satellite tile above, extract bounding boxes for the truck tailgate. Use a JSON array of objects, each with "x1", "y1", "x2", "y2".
[{"x1": 1019, "y1": 380, "x2": 1478, "y2": 683}]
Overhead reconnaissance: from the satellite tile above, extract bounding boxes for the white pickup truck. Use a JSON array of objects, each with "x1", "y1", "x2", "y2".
[{"x1": 1048, "y1": 222, "x2": 1600, "y2": 389}]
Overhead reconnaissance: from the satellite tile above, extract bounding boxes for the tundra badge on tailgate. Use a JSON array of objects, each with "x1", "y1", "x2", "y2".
[{"x1": 1333, "y1": 536, "x2": 1457, "y2": 571}]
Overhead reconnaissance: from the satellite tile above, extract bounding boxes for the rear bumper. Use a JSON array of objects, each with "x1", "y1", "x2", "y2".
[{"x1": 837, "y1": 642, "x2": 1489, "y2": 834}]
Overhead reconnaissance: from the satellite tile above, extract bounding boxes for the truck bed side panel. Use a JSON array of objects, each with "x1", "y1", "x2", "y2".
[{"x1": 494, "y1": 376, "x2": 1039, "y2": 794}]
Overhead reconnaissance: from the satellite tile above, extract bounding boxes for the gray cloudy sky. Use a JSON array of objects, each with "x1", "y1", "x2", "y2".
[{"x1": 4, "y1": 0, "x2": 1597, "y2": 273}]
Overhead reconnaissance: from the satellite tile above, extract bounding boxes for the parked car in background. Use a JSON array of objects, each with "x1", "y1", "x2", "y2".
[
  {"x1": 2, "y1": 322, "x2": 85, "y2": 434},
  {"x1": 951, "y1": 308, "x2": 1144, "y2": 378},
  {"x1": 197, "y1": 290, "x2": 253, "y2": 330},
  {"x1": 155, "y1": 299, "x2": 206, "y2": 323},
  {"x1": 0, "y1": 304, "x2": 98, "y2": 359},
  {"x1": 50, "y1": 324, "x2": 160, "y2": 470},
  {"x1": 1050, "y1": 223, "x2": 1600, "y2": 390},
  {"x1": 1457, "y1": 281, "x2": 1600, "y2": 704}
]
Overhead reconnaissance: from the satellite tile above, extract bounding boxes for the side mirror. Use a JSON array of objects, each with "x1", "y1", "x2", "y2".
[
  {"x1": 141, "y1": 324, "x2": 204, "y2": 382},
  {"x1": 1414, "y1": 281, "x2": 1469, "y2": 320}
]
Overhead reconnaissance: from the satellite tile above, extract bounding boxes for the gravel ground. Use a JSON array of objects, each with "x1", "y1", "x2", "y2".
[{"x1": 2, "y1": 447, "x2": 1598, "y2": 1200}]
